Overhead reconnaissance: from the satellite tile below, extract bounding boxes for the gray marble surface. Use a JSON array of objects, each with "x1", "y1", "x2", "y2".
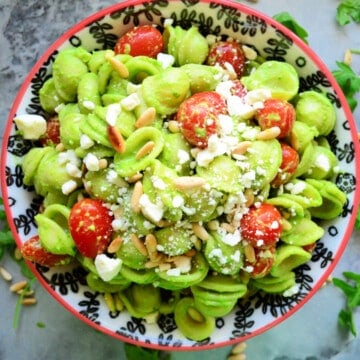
[{"x1": 1, "y1": 0, "x2": 360, "y2": 359}]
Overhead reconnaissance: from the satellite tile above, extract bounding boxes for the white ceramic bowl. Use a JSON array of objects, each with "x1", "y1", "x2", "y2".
[{"x1": 1, "y1": 0, "x2": 360, "y2": 351}]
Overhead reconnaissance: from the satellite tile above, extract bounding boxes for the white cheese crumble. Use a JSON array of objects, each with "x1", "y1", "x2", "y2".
[
  {"x1": 61, "y1": 180, "x2": 78, "y2": 195},
  {"x1": 151, "y1": 176, "x2": 167, "y2": 190},
  {"x1": 283, "y1": 283, "x2": 300, "y2": 297},
  {"x1": 80, "y1": 134, "x2": 95, "y2": 149},
  {"x1": 94, "y1": 254, "x2": 122, "y2": 281},
  {"x1": 83, "y1": 153, "x2": 100, "y2": 171},
  {"x1": 120, "y1": 93, "x2": 141, "y2": 111},
  {"x1": 314, "y1": 153, "x2": 331, "y2": 172},
  {"x1": 177, "y1": 149, "x2": 190, "y2": 165},
  {"x1": 14, "y1": 114, "x2": 47, "y2": 140},
  {"x1": 157, "y1": 52, "x2": 175, "y2": 68},
  {"x1": 65, "y1": 162, "x2": 82, "y2": 178},
  {"x1": 106, "y1": 103, "x2": 121, "y2": 126},
  {"x1": 138, "y1": 194, "x2": 164, "y2": 223},
  {"x1": 82, "y1": 100, "x2": 96, "y2": 110},
  {"x1": 172, "y1": 195, "x2": 185, "y2": 208}
]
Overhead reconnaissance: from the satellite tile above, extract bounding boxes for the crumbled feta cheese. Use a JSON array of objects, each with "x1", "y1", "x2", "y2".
[
  {"x1": 138, "y1": 194, "x2": 164, "y2": 223},
  {"x1": 172, "y1": 195, "x2": 185, "y2": 208},
  {"x1": 83, "y1": 153, "x2": 100, "y2": 171},
  {"x1": 157, "y1": 52, "x2": 175, "y2": 68},
  {"x1": 314, "y1": 154, "x2": 331, "y2": 172},
  {"x1": 94, "y1": 254, "x2": 122, "y2": 281},
  {"x1": 80, "y1": 134, "x2": 95, "y2": 149},
  {"x1": 106, "y1": 103, "x2": 121, "y2": 126},
  {"x1": 177, "y1": 149, "x2": 190, "y2": 165},
  {"x1": 218, "y1": 228, "x2": 241, "y2": 246},
  {"x1": 166, "y1": 268, "x2": 181, "y2": 277},
  {"x1": 283, "y1": 283, "x2": 300, "y2": 297},
  {"x1": 65, "y1": 162, "x2": 82, "y2": 178},
  {"x1": 120, "y1": 93, "x2": 141, "y2": 111},
  {"x1": 61, "y1": 180, "x2": 78, "y2": 195},
  {"x1": 82, "y1": 100, "x2": 96, "y2": 110},
  {"x1": 14, "y1": 114, "x2": 47, "y2": 140},
  {"x1": 151, "y1": 176, "x2": 167, "y2": 190},
  {"x1": 218, "y1": 114, "x2": 234, "y2": 135},
  {"x1": 58, "y1": 149, "x2": 81, "y2": 166}
]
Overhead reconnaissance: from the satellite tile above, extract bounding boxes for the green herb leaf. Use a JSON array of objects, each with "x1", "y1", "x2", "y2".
[
  {"x1": 332, "y1": 60, "x2": 360, "y2": 111},
  {"x1": 336, "y1": 0, "x2": 360, "y2": 26},
  {"x1": 273, "y1": 12, "x2": 309, "y2": 43},
  {"x1": 338, "y1": 308, "x2": 357, "y2": 336},
  {"x1": 124, "y1": 344, "x2": 171, "y2": 360}
]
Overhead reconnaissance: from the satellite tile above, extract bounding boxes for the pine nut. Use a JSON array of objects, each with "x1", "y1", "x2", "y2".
[
  {"x1": 221, "y1": 222, "x2": 236, "y2": 233},
  {"x1": 244, "y1": 188, "x2": 255, "y2": 207},
  {"x1": 107, "y1": 125, "x2": 126, "y2": 153},
  {"x1": 207, "y1": 220, "x2": 219, "y2": 231},
  {"x1": 17, "y1": 289, "x2": 35, "y2": 297},
  {"x1": 0, "y1": 266, "x2": 12, "y2": 282},
  {"x1": 145, "y1": 260, "x2": 160, "y2": 269},
  {"x1": 103, "y1": 292, "x2": 116, "y2": 312},
  {"x1": 256, "y1": 126, "x2": 281, "y2": 140},
  {"x1": 232, "y1": 141, "x2": 252, "y2": 156},
  {"x1": 114, "y1": 293, "x2": 124, "y2": 312},
  {"x1": 130, "y1": 234, "x2": 148, "y2": 256},
  {"x1": 135, "y1": 107, "x2": 156, "y2": 128},
  {"x1": 131, "y1": 181, "x2": 143, "y2": 213},
  {"x1": 281, "y1": 218, "x2": 292, "y2": 231},
  {"x1": 135, "y1": 141, "x2": 155, "y2": 160},
  {"x1": 106, "y1": 54, "x2": 129, "y2": 78},
  {"x1": 145, "y1": 233, "x2": 158, "y2": 254},
  {"x1": 167, "y1": 120, "x2": 180, "y2": 133},
  {"x1": 158, "y1": 262, "x2": 171, "y2": 271},
  {"x1": 126, "y1": 173, "x2": 143, "y2": 183},
  {"x1": 173, "y1": 176, "x2": 206, "y2": 190},
  {"x1": 227, "y1": 354, "x2": 246, "y2": 360},
  {"x1": 10, "y1": 280, "x2": 28, "y2": 293},
  {"x1": 107, "y1": 236, "x2": 123, "y2": 253},
  {"x1": 55, "y1": 143, "x2": 65, "y2": 152},
  {"x1": 185, "y1": 248, "x2": 197, "y2": 257},
  {"x1": 98, "y1": 158, "x2": 108, "y2": 169},
  {"x1": 244, "y1": 244, "x2": 256, "y2": 263},
  {"x1": 192, "y1": 223, "x2": 210, "y2": 241},
  {"x1": 344, "y1": 49, "x2": 352, "y2": 65},
  {"x1": 22, "y1": 297, "x2": 37, "y2": 306},
  {"x1": 242, "y1": 44, "x2": 258, "y2": 60},
  {"x1": 14, "y1": 247, "x2": 23, "y2": 260},
  {"x1": 232, "y1": 341, "x2": 247, "y2": 354}
]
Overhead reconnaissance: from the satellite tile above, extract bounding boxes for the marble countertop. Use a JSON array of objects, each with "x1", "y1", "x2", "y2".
[{"x1": 1, "y1": 0, "x2": 360, "y2": 359}]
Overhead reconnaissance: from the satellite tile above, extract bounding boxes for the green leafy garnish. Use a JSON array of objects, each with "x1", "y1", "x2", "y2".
[
  {"x1": 0, "y1": 198, "x2": 15, "y2": 260},
  {"x1": 273, "y1": 12, "x2": 309, "y2": 43},
  {"x1": 124, "y1": 344, "x2": 171, "y2": 360},
  {"x1": 333, "y1": 272, "x2": 360, "y2": 336},
  {"x1": 332, "y1": 60, "x2": 360, "y2": 111},
  {"x1": 336, "y1": 0, "x2": 360, "y2": 26},
  {"x1": 355, "y1": 209, "x2": 360, "y2": 230}
]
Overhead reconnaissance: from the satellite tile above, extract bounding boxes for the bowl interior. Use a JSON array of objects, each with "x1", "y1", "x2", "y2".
[{"x1": 1, "y1": 0, "x2": 359, "y2": 351}]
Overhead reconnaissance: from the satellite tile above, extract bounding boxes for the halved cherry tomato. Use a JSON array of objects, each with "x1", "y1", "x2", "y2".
[
  {"x1": 68, "y1": 198, "x2": 114, "y2": 258},
  {"x1": 40, "y1": 118, "x2": 60, "y2": 146},
  {"x1": 240, "y1": 203, "x2": 282, "y2": 248},
  {"x1": 245, "y1": 246, "x2": 275, "y2": 279},
  {"x1": 206, "y1": 41, "x2": 246, "y2": 78},
  {"x1": 271, "y1": 142, "x2": 300, "y2": 187},
  {"x1": 176, "y1": 91, "x2": 227, "y2": 148},
  {"x1": 21, "y1": 235, "x2": 72, "y2": 267},
  {"x1": 114, "y1": 25, "x2": 164, "y2": 58},
  {"x1": 255, "y1": 98, "x2": 296, "y2": 138}
]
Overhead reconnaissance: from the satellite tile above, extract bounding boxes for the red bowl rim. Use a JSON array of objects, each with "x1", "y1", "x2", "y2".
[{"x1": 1, "y1": 0, "x2": 360, "y2": 351}]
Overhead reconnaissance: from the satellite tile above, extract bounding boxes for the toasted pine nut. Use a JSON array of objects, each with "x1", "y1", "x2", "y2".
[
  {"x1": 145, "y1": 233, "x2": 158, "y2": 254},
  {"x1": 107, "y1": 236, "x2": 123, "y2": 253},
  {"x1": 98, "y1": 158, "x2": 108, "y2": 170},
  {"x1": 281, "y1": 218, "x2": 292, "y2": 231},
  {"x1": 242, "y1": 44, "x2": 257, "y2": 60},
  {"x1": 106, "y1": 54, "x2": 129, "y2": 78},
  {"x1": 256, "y1": 126, "x2": 281, "y2": 140},
  {"x1": 173, "y1": 176, "x2": 206, "y2": 190},
  {"x1": 135, "y1": 107, "x2": 156, "y2": 128},
  {"x1": 107, "y1": 125, "x2": 126, "y2": 153},
  {"x1": 0, "y1": 266, "x2": 12, "y2": 282},
  {"x1": 130, "y1": 234, "x2": 148, "y2": 256},
  {"x1": 135, "y1": 141, "x2": 155, "y2": 160},
  {"x1": 185, "y1": 248, "x2": 197, "y2": 257},
  {"x1": 244, "y1": 188, "x2": 255, "y2": 207},
  {"x1": 167, "y1": 120, "x2": 180, "y2": 133},
  {"x1": 344, "y1": 49, "x2": 352, "y2": 65},
  {"x1": 55, "y1": 143, "x2": 65, "y2": 152},
  {"x1": 21, "y1": 297, "x2": 37, "y2": 306},
  {"x1": 145, "y1": 260, "x2": 159, "y2": 269},
  {"x1": 232, "y1": 341, "x2": 247, "y2": 354},
  {"x1": 194, "y1": 238, "x2": 202, "y2": 251},
  {"x1": 10, "y1": 280, "x2": 27, "y2": 293},
  {"x1": 17, "y1": 289, "x2": 35, "y2": 297},
  {"x1": 114, "y1": 293, "x2": 124, "y2": 312},
  {"x1": 207, "y1": 220, "x2": 219, "y2": 231},
  {"x1": 244, "y1": 244, "x2": 256, "y2": 263},
  {"x1": 158, "y1": 262, "x2": 171, "y2": 271},
  {"x1": 103, "y1": 292, "x2": 116, "y2": 312},
  {"x1": 126, "y1": 173, "x2": 143, "y2": 183},
  {"x1": 192, "y1": 223, "x2": 210, "y2": 241},
  {"x1": 131, "y1": 181, "x2": 143, "y2": 213},
  {"x1": 232, "y1": 141, "x2": 252, "y2": 156},
  {"x1": 227, "y1": 354, "x2": 246, "y2": 360},
  {"x1": 221, "y1": 222, "x2": 236, "y2": 233}
]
